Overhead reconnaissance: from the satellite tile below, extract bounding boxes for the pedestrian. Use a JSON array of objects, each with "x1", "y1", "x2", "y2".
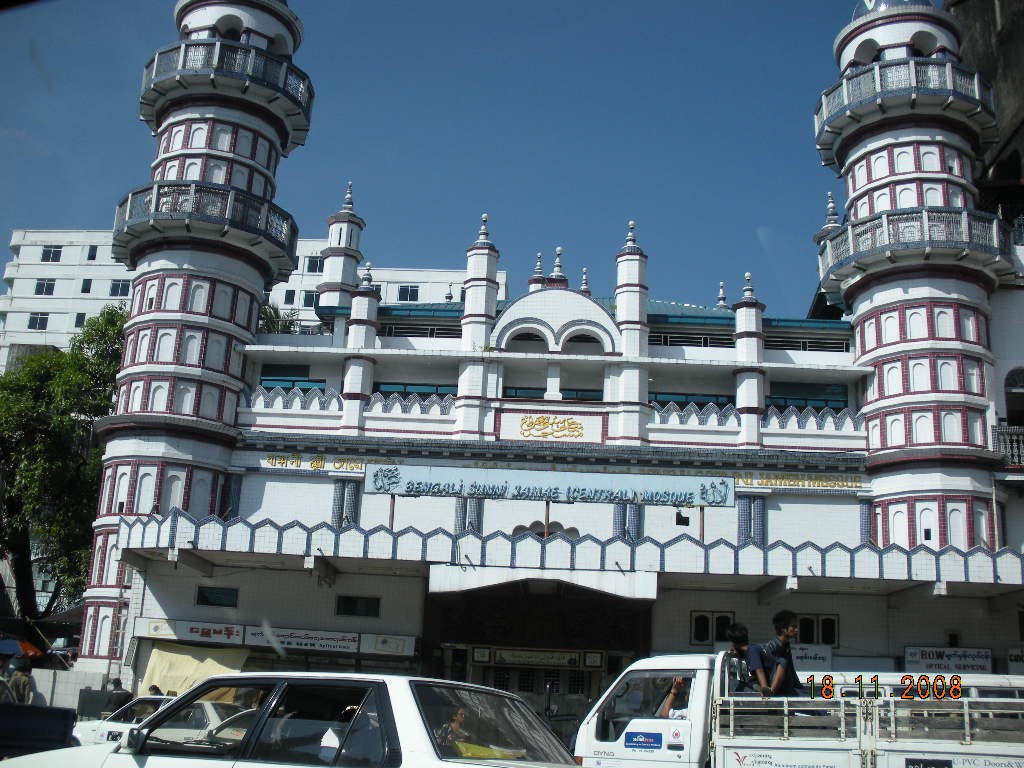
[
  {"x1": 753, "y1": 610, "x2": 805, "y2": 697},
  {"x1": 6, "y1": 657, "x2": 34, "y2": 705},
  {"x1": 724, "y1": 623, "x2": 760, "y2": 693},
  {"x1": 105, "y1": 677, "x2": 133, "y2": 712}
]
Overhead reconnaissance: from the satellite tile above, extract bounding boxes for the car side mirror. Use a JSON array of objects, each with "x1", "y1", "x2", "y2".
[{"x1": 122, "y1": 727, "x2": 147, "y2": 754}]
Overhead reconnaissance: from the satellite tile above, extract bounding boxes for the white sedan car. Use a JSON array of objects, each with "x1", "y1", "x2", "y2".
[
  {"x1": 7, "y1": 671, "x2": 575, "y2": 768},
  {"x1": 73, "y1": 696, "x2": 171, "y2": 744}
]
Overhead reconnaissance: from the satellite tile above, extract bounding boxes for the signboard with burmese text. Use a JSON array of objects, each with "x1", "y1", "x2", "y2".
[
  {"x1": 365, "y1": 463, "x2": 734, "y2": 507},
  {"x1": 245, "y1": 625, "x2": 359, "y2": 654},
  {"x1": 137, "y1": 617, "x2": 244, "y2": 645}
]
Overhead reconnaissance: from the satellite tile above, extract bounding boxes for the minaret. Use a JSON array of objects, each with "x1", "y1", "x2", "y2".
[
  {"x1": 547, "y1": 247, "x2": 569, "y2": 289},
  {"x1": 609, "y1": 221, "x2": 650, "y2": 445},
  {"x1": 455, "y1": 215, "x2": 500, "y2": 437},
  {"x1": 81, "y1": 0, "x2": 312, "y2": 671},
  {"x1": 528, "y1": 253, "x2": 546, "y2": 292},
  {"x1": 341, "y1": 264, "x2": 381, "y2": 433},
  {"x1": 732, "y1": 273, "x2": 765, "y2": 448},
  {"x1": 816, "y1": 0, "x2": 1010, "y2": 550},
  {"x1": 318, "y1": 182, "x2": 367, "y2": 345}
]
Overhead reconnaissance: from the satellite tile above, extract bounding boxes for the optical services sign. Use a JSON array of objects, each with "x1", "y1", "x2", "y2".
[{"x1": 365, "y1": 463, "x2": 734, "y2": 507}]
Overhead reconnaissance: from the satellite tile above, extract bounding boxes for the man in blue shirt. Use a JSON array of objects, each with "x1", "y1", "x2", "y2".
[{"x1": 751, "y1": 610, "x2": 805, "y2": 697}]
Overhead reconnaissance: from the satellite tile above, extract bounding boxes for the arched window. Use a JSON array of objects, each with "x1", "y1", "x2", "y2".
[
  {"x1": 189, "y1": 281, "x2": 209, "y2": 312},
  {"x1": 189, "y1": 124, "x2": 208, "y2": 148},
  {"x1": 884, "y1": 363, "x2": 902, "y2": 395},
  {"x1": 874, "y1": 189, "x2": 891, "y2": 212},
  {"x1": 174, "y1": 382, "x2": 196, "y2": 414},
  {"x1": 881, "y1": 313, "x2": 899, "y2": 343},
  {"x1": 906, "y1": 309, "x2": 926, "y2": 338},
  {"x1": 920, "y1": 148, "x2": 941, "y2": 172},
  {"x1": 855, "y1": 162, "x2": 868, "y2": 189},
  {"x1": 164, "y1": 280, "x2": 182, "y2": 310},
  {"x1": 134, "y1": 471, "x2": 156, "y2": 515},
  {"x1": 941, "y1": 411, "x2": 961, "y2": 442},
  {"x1": 872, "y1": 153, "x2": 889, "y2": 179},
  {"x1": 182, "y1": 333, "x2": 201, "y2": 365},
  {"x1": 887, "y1": 414, "x2": 905, "y2": 446},
  {"x1": 934, "y1": 308, "x2": 954, "y2": 337},
  {"x1": 161, "y1": 472, "x2": 184, "y2": 512},
  {"x1": 913, "y1": 412, "x2": 933, "y2": 443},
  {"x1": 923, "y1": 185, "x2": 942, "y2": 206},
  {"x1": 918, "y1": 506, "x2": 938, "y2": 548},
  {"x1": 909, "y1": 360, "x2": 929, "y2": 391},
  {"x1": 868, "y1": 420, "x2": 881, "y2": 449},
  {"x1": 156, "y1": 331, "x2": 175, "y2": 362},
  {"x1": 150, "y1": 384, "x2": 168, "y2": 411},
  {"x1": 946, "y1": 503, "x2": 966, "y2": 549},
  {"x1": 890, "y1": 508, "x2": 909, "y2": 548},
  {"x1": 897, "y1": 185, "x2": 917, "y2": 208},
  {"x1": 129, "y1": 382, "x2": 144, "y2": 412},
  {"x1": 895, "y1": 149, "x2": 914, "y2": 174},
  {"x1": 937, "y1": 359, "x2": 957, "y2": 390}
]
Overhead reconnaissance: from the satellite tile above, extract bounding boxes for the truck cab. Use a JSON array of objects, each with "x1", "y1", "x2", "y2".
[{"x1": 575, "y1": 654, "x2": 718, "y2": 768}]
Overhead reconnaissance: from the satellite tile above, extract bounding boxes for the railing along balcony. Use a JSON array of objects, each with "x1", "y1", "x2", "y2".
[
  {"x1": 113, "y1": 181, "x2": 298, "y2": 264},
  {"x1": 818, "y1": 207, "x2": 1011, "y2": 281},
  {"x1": 141, "y1": 41, "x2": 314, "y2": 144},
  {"x1": 815, "y1": 58, "x2": 995, "y2": 160},
  {"x1": 995, "y1": 426, "x2": 1024, "y2": 467}
]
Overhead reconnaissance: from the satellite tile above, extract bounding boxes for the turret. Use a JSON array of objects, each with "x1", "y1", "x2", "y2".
[
  {"x1": 460, "y1": 215, "x2": 500, "y2": 351},
  {"x1": 613, "y1": 221, "x2": 648, "y2": 358},
  {"x1": 732, "y1": 273, "x2": 765, "y2": 448},
  {"x1": 318, "y1": 182, "x2": 367, "y2": 343},
  {"x1": 341, "y1": 264, "x2": 381, "y2": 432}
]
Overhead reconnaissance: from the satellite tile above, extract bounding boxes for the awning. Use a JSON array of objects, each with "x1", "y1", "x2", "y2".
[
  {"x1": 428, "y1": 564, "x2": 658, "y2": 599},
  {"x1": 140, "y1": 641, "x2": 249, "y2": 696}
]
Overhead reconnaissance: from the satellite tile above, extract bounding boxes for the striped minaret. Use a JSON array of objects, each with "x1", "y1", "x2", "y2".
[{"x1": 78, "y1": 0, "x2": 313, "y2": 671}]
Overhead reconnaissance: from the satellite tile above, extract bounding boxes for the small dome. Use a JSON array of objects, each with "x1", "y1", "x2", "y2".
[{"x1": 852, "y1": 0, "x2": 934, "y2": 21}]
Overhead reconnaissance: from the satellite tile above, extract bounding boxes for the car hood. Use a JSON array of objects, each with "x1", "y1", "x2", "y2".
[{"x1": 3, "y1": 742, "x2": 117, "y2": 767}]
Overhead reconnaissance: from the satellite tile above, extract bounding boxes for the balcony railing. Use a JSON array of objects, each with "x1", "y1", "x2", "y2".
[
  {"x1": 114, "y1": 181, "x2": 298, "y2": 260},
  {"x1": 995, "y1": 426, "x2": 1024, "y2": 467},
  {"x1": 815, "y1": 58, "x2": 994, "y2": 140},
  {"x1": 818, "y1": 207, "x2": 1011, "y2": 279},
  {"x1": 141, "y1": 40, "x2": 314, "y2": 120}
]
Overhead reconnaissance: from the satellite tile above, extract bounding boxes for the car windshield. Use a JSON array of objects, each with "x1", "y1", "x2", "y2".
[{"x1": 412, "y1": 681, "x2": 573, "y2": 763}]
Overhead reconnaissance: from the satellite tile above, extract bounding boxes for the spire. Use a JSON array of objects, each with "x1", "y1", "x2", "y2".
[
  {"x1": 813, "y1": 191, "x2": 843, "y2": 245},
  {"x1": 742, "y1": 272, "x2": 755, "y2": 300},
  {"x1": 825, "y1": 191, "x2": 838, "y2": 226},
  {"x1": 528, "y1": 251, "x2": 546, "y2": 291},
  {"x1": 343, "y1": 180, "x2": 354, "y2": 211},
  {"x1": 618, "y1": 219, "x2": 645, "y2": 257},
  {"x1": 581, "y1": 267, "x2": 591, "y2": 297},
  {"x1": 550, "y1": 247, "x2": 565, "y2": 279},
  {"x1": 469, "y1": 212, "x2": 494, "y2": 250},
  {"x1": 360, "y1": 261, "x2": 374, "y2": 286},
  {"x1": 445, "y1": 283, "x2": 454, "y2": 302},
  {"x1": 716, "y1": 281, "x2": 728, "y2": 309}
]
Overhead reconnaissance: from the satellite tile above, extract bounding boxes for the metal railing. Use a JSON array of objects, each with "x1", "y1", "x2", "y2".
[
  {"x1": 818, "y1": 207, "x2": 1010, "y2": 277},
  {"x1": 142, "y1": 40, "x2": 314, "y2": 117},
  {"x1": 995, "y1": 426, "x2": 1024, "y2": 467},
  {"x1": 815, "y1": 58, "x2": 993, "y2": 138},
  {"x1": 114, "y1": 181, "x2": 298, "y2": 258}
]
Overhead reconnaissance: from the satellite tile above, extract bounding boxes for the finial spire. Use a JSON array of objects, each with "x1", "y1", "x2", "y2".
[
  {"x1": 825, "y1": 191, "x2": 838, "y2": 225},
  {"x1": 743, "y1": 272, "x2": 755, "y2": 300},
  {"x1": 717, "y1": 281, "x2": 727, "y2": 308},
  {"x1": 445, "y1": 282, "x2": 454, "y2": 302},
  {"x1": 626, "y1": 220, "x2": 637, "y2": 246},
  {"x1": 361, "y1": 261, "x2": 374, "y2": 286},
  {"x1": 343, "y1": 180, "x2": 354, "y2": 211},
  {"x1": 477, "y1": 213, "x2": 489, "y2": 242},
  {"x1": 581, "y1": 266, "x2": 591, "y2": 296},
  {"x1": 551, "y1": 246, "x2": 564, "y2": 278},
  {"x1": 533, "y1": 252, "x2": 544, "y2": 275}
]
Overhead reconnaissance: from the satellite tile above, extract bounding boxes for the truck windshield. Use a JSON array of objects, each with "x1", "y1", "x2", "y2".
[
  {"x1": 595, "y1": 670, "x2": 697, "y2": 741},
  {"x1": 411, "y1": 681, "x2": 574, "y2": 763}
]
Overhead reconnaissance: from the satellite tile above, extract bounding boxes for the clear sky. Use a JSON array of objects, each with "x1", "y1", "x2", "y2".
[{"x1": 0, "y1": 0, "x2": 855, "y2": 318}]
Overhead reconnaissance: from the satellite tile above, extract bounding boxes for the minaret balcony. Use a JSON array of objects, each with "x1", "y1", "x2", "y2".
[
  {"x1": 140, "y1": 40, "x2": 314, "y2": 152},
  {"x1": 113, "y1": 181, "x2": 298, "y2": 280},
  {"x1": 815, "y1": 58, "x2": 996, "y2": 168},
  {"x1": 818, "y1": 207, "x2": 1015, "y2": 298},
  {"x1": 995, "y1": 426, "x2": 1024, "y2": 469}
]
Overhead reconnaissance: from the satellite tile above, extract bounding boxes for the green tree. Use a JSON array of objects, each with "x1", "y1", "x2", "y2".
[
  {"x1": 0, "y1": 303, "x2": 127, "y2": 624},
  {"x1": 258, "y1": 303, "x2": 299, "y2": 334}
]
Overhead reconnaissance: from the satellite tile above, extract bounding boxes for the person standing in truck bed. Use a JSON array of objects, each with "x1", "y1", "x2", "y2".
[{"x1": 752, "y1": 610, "x2": 805, "y2": 697}]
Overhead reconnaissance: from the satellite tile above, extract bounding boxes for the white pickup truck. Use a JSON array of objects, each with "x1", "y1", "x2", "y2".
[{"x1": 574, "y1": 654, "x2": 1024, "y2": 768}]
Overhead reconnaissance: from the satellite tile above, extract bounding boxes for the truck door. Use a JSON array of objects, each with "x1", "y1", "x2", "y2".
[{"x1": 579, "y1": 669, "x2": 706, "y2": 768}]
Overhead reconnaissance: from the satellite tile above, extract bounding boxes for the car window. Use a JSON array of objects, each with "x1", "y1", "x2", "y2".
[
  {"x1": 412, "y1": 681, "x2": 573, "y2": 763},
  {"x1": 144, "y1": 684, "x2": 274, "y2": 758},
  {"x1": 250, "y1": 682, "x2": 383, "y2": 767}
]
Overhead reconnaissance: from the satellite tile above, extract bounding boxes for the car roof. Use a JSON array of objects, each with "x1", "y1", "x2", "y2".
[
  {"x1": 196, "y1": 671, "x2": 525, "y2": 695},
  {"x1": 624, "y1": 654, "x2": 717, "y2": 672}
]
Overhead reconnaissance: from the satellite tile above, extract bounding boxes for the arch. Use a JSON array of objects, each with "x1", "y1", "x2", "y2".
[
  {"x1": 924, "y1": 185, "x2": 942, "y2": 206},
  {"x1": 145, "y1": 282, "x2": 158, "y2": 311},
  {"x1": 213, "y1": 124, "x2": 233, "y2": 152},
  {"x1": 156, "y1": 330, "x2": 175, "y2": 362},
  {"x1": 874, "y1": 189, "x2": 890, "y2": 212},
  {"x1": 890, "y1": 509, "x2": 909, "y2": 548},
  {"x1": 881, "y1": 313, "x2": 899, "y2": 343},
  {"x1": 114, "y1": 471, "x2": 130, "y2": 515},
  {"x1": 97, "y1": 615, "x2": 112, "y2": 657},
  {"x1": 136, "y1": 330, "x2": 151, "y2": 363},
  {"x1": 909, "y1": 360, "x2": 929, "y2": 391},
  {"x1": 556, "y1": 325, "x2": 615, "y2": 354},
  {"x1": 910, "y1": 30, "x2": 938, "y2": 57},
  {"x1": 887, "y1": 414, "x2": 905, "y2": 446},
  {"x1": 947, "y1": 504, "x2": 966, "y2": 549},
  {"x1": 934, "y1": 308, "x2": 954, "y2": 337},
  {"x1": 189, "y1": 124, "x2": 208, "y2": 149},
  {"x1": 906, "y1": 308, "x2": 927, "y2": 338},
  {"x1": 161, "y1": 473, "x2": 184, "y2": 513},
  {"x1": 189, "y1": 281, "x2": 209, "y2": 312},
  {"x1": 134, "y1": 471, "x2": 156, "y2": 515},
  {"x1": 913, "y1": 412, "x2": 933, "y2": 443},
  {"x1": 897, "y1": 186, "x2": 917, "y2": 207},
  {"x1": 491, "y1": 289, "x2": 620, "y2": 353},
  {"x1": 182, "y1": 333, "x2": 201, "y2": 365},
  {"x1": 884, "y1": 363, "x2": 902, "y2": 395},
  {"x1": 174, "y1": 382, "x2": 196, "y2": 414},
  {"x1": 189, "y1": 471, "x2": 213, "y2": 516},
  {"x1": 917, "y1": 506, "x2": 938, "y2": 548},
  {"x1": 855, "y1": 161, "x2": 868, "y2": 189},
  {"x1": 941, "y1": 411, "x2": 961, "y2": 442},
  {"x1": 129, "y1": 382, "x2": 144, "y2": 412},
  {"x1": 853, "y1": 39, "x2": 880, "y2": 66},
  {"x1": 501, "y1": 324, "x2": 556, "y2": 352},
  {"x1": 1005, "y1": 368, "x2": 1024, "y2": 426},
  {"x1": 183, "y1": 160, "x2": 201, "y2": 181},
  {"x1": 895, "y1": 149, "x2": 914, "y2": 174},
  {"x1": 937, "y1": 359, "x2": 956, "y2": 390},
  {"x1": 150, "y1": 383, "x2": 168, "y2": 411},
  {"x1": 214, "y1": 14, "x2": 243, "y2": 41},
  {"x1": 164, "y1": 280, "x2": 182, "y2": 310},
  {"x1": 872, "y1": 153, "x2": 889, "y2": 179}
]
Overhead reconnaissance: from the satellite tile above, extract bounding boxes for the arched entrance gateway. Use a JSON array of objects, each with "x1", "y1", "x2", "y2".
[{"x1": 422, "y1": 581, "x2": 651, "y2": 744}]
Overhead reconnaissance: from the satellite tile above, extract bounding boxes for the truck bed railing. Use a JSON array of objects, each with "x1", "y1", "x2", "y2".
[{"x1": 715, "y1": 696, "x2": 1024, "y2": 745}]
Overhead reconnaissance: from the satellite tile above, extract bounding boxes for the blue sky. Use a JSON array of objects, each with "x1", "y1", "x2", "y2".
[{"x1": 0, "y1": 0, "x2": 853, "y2": 318}]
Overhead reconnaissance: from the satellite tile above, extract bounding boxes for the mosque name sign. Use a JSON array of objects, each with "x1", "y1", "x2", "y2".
[
  {"x1": 735, "y1": 471, "x2": 865, "y2": 490},
  {"x1": 366, "y1": 463, "x2": 734, "y2": 507},
  {"x1": 498, "y1": 413, "x2": 603, "y2": 443}
]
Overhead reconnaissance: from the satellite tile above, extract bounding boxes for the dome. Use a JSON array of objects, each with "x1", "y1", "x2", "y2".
[{"x1": 852, "y1": 0, "x2": 934, "y2": 21}]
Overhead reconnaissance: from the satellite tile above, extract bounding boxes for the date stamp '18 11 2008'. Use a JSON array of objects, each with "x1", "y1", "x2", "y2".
[{"x1": 804, "y1": 674, "x2": 964, "y2": 699}]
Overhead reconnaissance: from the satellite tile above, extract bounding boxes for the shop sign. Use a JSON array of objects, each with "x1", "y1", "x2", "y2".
[
  {"x1": 735, "y1": 471, "x2": 865, "y2": 490},
  {"x1": 498, "y1": 413, "x2": 603, "y2": 443},
  {"x1": 260, "y1": 453, "x2": 365, "y2": 473},
  {"x1": 245, "y1": 626, "x2": 359, "y2": 653},
  {"x1": 366, "y1": 463, "x2": 734, "y2": 508},
  {"x1": 136, "y1": 617, "x2": 243, "y2": 645},
  {"x1": 494, "y1": 648, "x2": 580, "y2": 667},
  {"x1": 360, "y1": 634, "x2": 416, "y2": 657},
  {"x1": 792, "y1": 644, "x2": 833, "y2": 671},
  {"x1": 1008, "y1": 648, "x2": 1024, "y2": 675},
  {"x1": 904, "y1": 647, "x2": 992, "y2": 673}
]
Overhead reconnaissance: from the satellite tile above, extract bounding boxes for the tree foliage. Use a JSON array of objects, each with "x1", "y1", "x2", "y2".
[
  {"x1": 0, "y1": 303, "x2": 127, "y2": 620},
  {"x1": 258, "y1": 303, "x2": 299, "y2": 334}
]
